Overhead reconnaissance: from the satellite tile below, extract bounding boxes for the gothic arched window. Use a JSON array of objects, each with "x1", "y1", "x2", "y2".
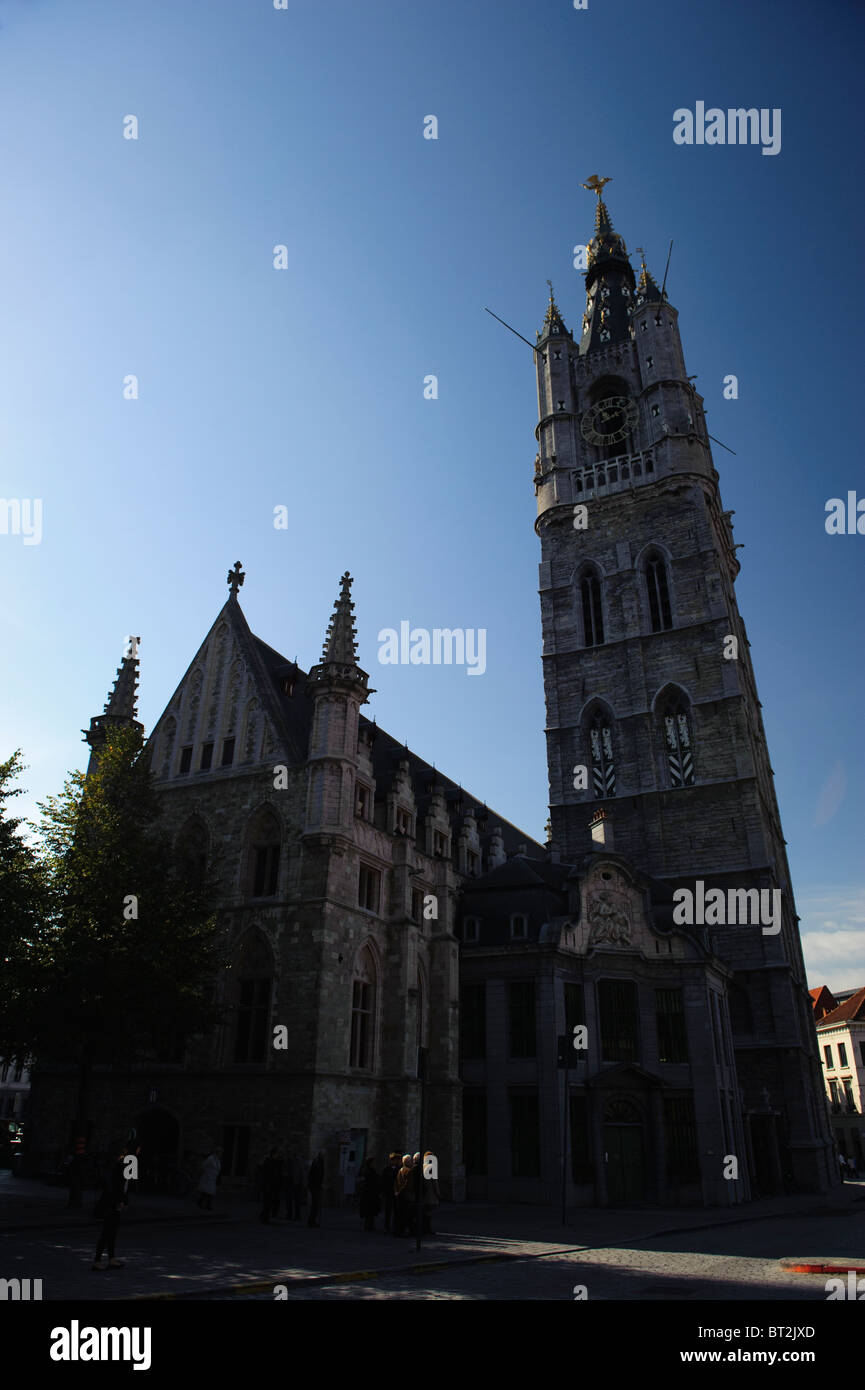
[
  {"x1": 587, "y1": 708, "x2": 616, "y2": 797},
  {"x1": 645, "y1": 550, "x2": 673, "y2": 632},
  {"x1": 350, "y1": 944, "x2": 377, "y2": 1070},
  {"x1": 580, "y1": 567, "x2": 605, "y2": 647},
  {"x1": 245, "y1": 806, "x2": 281, "y2": 898},
  {"x1": 662, "y1": 697, "x2": 695, "y2": 787},
  {"x1": 232, "y1": 931, "x2": 273, "y2": 1063}
]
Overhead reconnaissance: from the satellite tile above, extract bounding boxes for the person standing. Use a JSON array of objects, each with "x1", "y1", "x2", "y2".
[
  {"x1": 92, "y1": 1147, "x2": 132, "y2": 1271},
  {"x1": 393, "y1": 1154, "x2": 413, "y2": 1237},
  {"x1": 357, "y1": 1157, "x2": 381, "y2": 1232},
  {"x1": 381, "y1": 1152, "x2": 400, "y2": 1232},
  {"x1": 197, "y1": 1148, "x2": 222, "y2": 1211},
  {"x1": 307, "y1": 1150, "x2": 325, "y2": 1227},
  {"x1": 259, "y1": 1147, "x2": 283, "y2": 1223}
]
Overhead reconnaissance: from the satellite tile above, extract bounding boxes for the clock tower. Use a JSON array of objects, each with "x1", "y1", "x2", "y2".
[{"x1": 532, "y1": 180, "x2": 834, "y2": 1192}]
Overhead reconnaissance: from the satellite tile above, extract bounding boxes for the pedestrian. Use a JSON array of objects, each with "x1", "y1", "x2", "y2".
[
  {"x1": 357, "y1": 1157, "x2": 381, "y2": 1232},
  {"x1": 259, "y1": 1147, "x2": 283, "y2": 1223},
  {"x1": 381, "y1": 1152, "x2": 400, "y2": 1232},
  {"x1": 307, "y1": 1150, "x2": 325, "y2": 1227},
  {"x1": 197, "y1": 1147, "x2": 222, "y2": 1211},
  {"x1": 393, "y1": 1153, "x2": 413, "y2": 1237},
  {"x1": 92, "y1": 1146, "x2": 133, "y2": 1271},
  {"x1": 422, "y1": 1151, "x2": 440, "y2": 1235},
  {"x1": 283, "y1": 1151, "x2": 304, "y2": 1220},
  {"x1": 839, "y1": 1152, "x2": 848, "y2": 1180}
]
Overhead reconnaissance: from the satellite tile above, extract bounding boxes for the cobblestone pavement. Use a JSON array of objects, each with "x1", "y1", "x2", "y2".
[{"x1": 3, "y1": 1170, "x2": 863, "y2": 1302}]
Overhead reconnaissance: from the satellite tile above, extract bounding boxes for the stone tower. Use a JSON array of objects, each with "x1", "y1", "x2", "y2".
[
  {"x1": 83, "y1": 637, "x2": 143, "y2": 774},
  {"x1": 532, "y1": 179, "x2": 833, "y2": 1191}
]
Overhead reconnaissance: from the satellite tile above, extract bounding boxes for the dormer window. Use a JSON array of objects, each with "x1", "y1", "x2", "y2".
[
  {"x1": 433, "y1": 831, "x2": 449, "y2": 858},
  {"x1": 467, "y1": 850, "x2": 480, "y2": 877},
  {"x1": 461, "y1": 918, "x2": 480, "y2": 943},
  {"x1": 356, "y1": 784, "x2": 371, "y2": 820},
  {"x1": 510, "y1": 914, "x2": 528, "y2": 940},
  {"x1": 395, "y1": 807, "x2": 412, "y2": 836}
]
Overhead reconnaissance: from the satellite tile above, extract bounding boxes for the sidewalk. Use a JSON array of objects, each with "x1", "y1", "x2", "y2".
[{"x1": 2, "y1": 1170, "x2": 863, "y2": 1301}]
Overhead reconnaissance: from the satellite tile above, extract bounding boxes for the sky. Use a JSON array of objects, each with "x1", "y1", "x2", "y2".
[{"x1": 1, "y1": 0, "x2": 863, "y2": 991}]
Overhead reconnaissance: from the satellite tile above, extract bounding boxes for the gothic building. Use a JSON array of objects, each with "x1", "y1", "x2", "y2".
[
  {"x1": 30, "y1": 569, "x2": 542, "y2": 1202},
  {"x1": 29, "y1": 181, "x2": 835, "y2": 1210},
  {"x1": 456, "y1": 180, "x2": 835, "y2": 1204}
]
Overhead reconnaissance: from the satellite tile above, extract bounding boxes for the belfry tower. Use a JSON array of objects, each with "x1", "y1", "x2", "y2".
[{"x1": 532, "y1": 177, "x2": 833, "y2": 1191}]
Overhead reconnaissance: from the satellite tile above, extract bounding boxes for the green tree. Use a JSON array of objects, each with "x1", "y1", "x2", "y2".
[
  {"x1": 0, "y1": 751, "x2": 49, "y2": 1067},
  {"x1": 25, "y1": 726, "x2": 225, "y2": 1206}
]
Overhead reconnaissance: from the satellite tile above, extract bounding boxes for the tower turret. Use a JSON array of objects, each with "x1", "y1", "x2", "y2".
[
  {"x1": 82, "y1": 639, "x2": 143, "y2": 774},
  {"x1": 304, "y1": 573, "x2": 372, "y2": 833}
]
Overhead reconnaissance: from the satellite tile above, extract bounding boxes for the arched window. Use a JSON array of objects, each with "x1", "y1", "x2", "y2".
[
  {"x1": 645, "y1": 550, "x2": 673, "y2": 631},
  {"x1": 580, "y1": 567, "x2": 604, "y2": 646},
  {"x1": 176, "y1": 815, "x2": 209, "y2": 882},
  {"x1": 232, "y1": 931, "x2": 273, "y2": 1063},
  {"x1": 662, "y1": 696, "x2": 694, "y2": 787},
  {"x1": 350, "y1": 944, "x2": 377, "y2": 1070},
  {"x1": 245, "y1": 806, "x2": 281, "y2": 898},
  {"x1": 587, "y1": 708, "x2": 616, "y2": 797}
]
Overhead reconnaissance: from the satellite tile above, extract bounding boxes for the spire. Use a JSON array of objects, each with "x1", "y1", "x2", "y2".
[
  {"x1": 320, "y1": 571, "x2": 359, "y2": 664},
  {"x1": 83, "y1": 637, "x2": 144, "y2": 772},
  {"x1": 539, "y1": 278, "x2": 569, "y2": 340},
  {"x1": 635, "y1": 248, "x2": 663, "y2": 304},
  {"x1": 578, "y1": 174, "x2": 636, "y2": 354}
]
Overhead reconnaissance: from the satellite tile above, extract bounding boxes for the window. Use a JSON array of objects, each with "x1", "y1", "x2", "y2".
[
  {"x1": 411, "y1": 888, "x2": 425, "y2": 923},
  {"x1": 510, "y1": 1093, "x2": 540, "y2": 1177},
  {"x1": 662, "y1": 697, "x2": 695, "y2": 787},
  {"x1": 461, "y1": 917, "x2": 480, "y2": 943},
  {"x1": 233, "y1": 934, "x2": 273, "y2": 1063},
  {"x1": 829, "y1": 1080, "x2": 841, "y2": 1112},
  {"x1": 179, "y1": 746, "x2": 192, "y2": 774},
  {"x1": 664, "y1": 1097, "x2": 699, "y2": 1181},
  {"x1": 395, "y1": 807, "x2": 412, "y2": 835},
  {"x1": 358, "y1": 864, "x2": 381, "y2": 913},
  {"x1": 433, "y1": 831, "x2": 449, "y2": 858},
  {"x1": 657, "y1": 989, "x2": 688, "y2": 1063},
  {"x1": 860, "y1": 1041, "x2": 865, "y2": 1067},
  {"x1": 510, "y1": 914, "x2": 528, "y2": 940},
  {"x1": 838, "y1": 1042, "x2": 848, "y2": 1068},
  {"x1": 587, "y1": 709, "x2": 616, "y2": 797},
  {"x1": 564, "y1": 982, "x2": 584, "y2": 1040},
  {"x1": 467, "y1": 850, "x2": 480, "y2": 876},
  {"x1": 463, "y1": 1092, "x2": 488, "y2": 1175},
  {"x1": 349, "y1": 946, "x2": 376, "y2": 1069},
  {"x1": 200, "y1": 742, "x2": 214, "y2": 771},
  {"x1": 823, "y1": 1045, "x2": 834, "y2": 1069},
  {"x1": 356, "y1": 784, "x2": 371, "y2": 820},
  {"x1": 651, "y1": 403, "x2": 660, "y2": 417},
  {"x1": 645, "y1": 550, "x2": 673, "y2": 631},
  {"x1": 843, "y1": 1078, "x2": 857, "y2": 1113},
  {"x1": 569, "y1": 1094, "x2": 593, "y2": 1183},
  {"x1": 221, "y1": 1125, "x2": 251, "y2": 1179},
  {"x1": 580, "y1": 568, "x2": 604, "y2": 646},
  {"x1": 247, "y1": 808, "x2": 281, "y2": 898},
  {"x1": 460, "y1": 983, "x2": 486, "y2": 1060},
  {"x1": 599, "y1": 979, "x2": 639, "y2": 1062},
  {"x1": 646, "y1": 355, "x2": 654, "y2": 367},
  {"x1": 508, "y1": 982, "x2": 536, "y2": 1058},
  {"x1": 221, "y1": 737, "x2": 235, "y2": 767}
]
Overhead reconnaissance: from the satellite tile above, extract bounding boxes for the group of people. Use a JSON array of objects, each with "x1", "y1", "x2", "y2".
[
  {"x1": 253, "y1": 1147, "x2": 326, "y2": 1226},
  {"x1": 356, "y1": 1151, "x2": 440, "y2": 1236}
]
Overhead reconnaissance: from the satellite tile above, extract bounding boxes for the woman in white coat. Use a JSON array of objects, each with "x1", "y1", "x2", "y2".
[{"x1": 197, "y1": 1148, "x2": 222, "y2": 1211}]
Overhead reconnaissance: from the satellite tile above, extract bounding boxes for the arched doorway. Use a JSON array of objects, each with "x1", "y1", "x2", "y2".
[{"x1": 603, "y1": 1095, "x2": 645, "y2": 1205}]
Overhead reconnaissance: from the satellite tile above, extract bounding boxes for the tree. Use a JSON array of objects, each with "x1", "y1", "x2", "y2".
[
  {"x1": 25, "y1": 726, "x2": 225, "y2": 1206},
  {"x1": 0, "y1": 750, "x2": 49, "y2": 1067}
]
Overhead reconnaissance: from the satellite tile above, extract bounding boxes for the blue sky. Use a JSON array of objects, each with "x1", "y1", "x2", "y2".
[{"x1": 1, "y1": 0, "x2": 863, "y2": 989}]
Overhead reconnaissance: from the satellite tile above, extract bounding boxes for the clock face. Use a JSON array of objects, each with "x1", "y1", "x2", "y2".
[{"x1": 580, "y1": 395, "x2": 639, "y2": 447}]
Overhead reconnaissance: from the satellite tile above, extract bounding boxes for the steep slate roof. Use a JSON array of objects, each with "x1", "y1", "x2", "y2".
[{"x1": 816, "y1": 985, "x2": 865, "y2": 1029}]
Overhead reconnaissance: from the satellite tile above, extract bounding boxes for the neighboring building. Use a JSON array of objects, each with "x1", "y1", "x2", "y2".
[
  {"x1": 814, "y1": 985, "x2": 865, "y2": 1172},
  {"x1": 29, "y1": 572, "x2": 542, "y2": 1202},
  {"x1": 456, "y1": 181, "x2": 834, "y2": 1205}
]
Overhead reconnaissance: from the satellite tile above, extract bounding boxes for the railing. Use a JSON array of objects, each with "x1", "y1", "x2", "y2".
[{"x1": 572, "y1": 450, "x2": 655, "y2": 497}]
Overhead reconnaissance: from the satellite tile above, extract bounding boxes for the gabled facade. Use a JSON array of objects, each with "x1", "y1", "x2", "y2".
[{"x1": 815, "y1": 986, "x2": 865, "y2": 1173}]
